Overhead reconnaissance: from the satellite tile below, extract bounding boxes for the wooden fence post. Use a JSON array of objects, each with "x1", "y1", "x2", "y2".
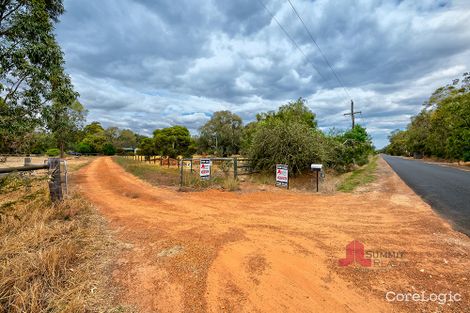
[
  {"x1": 179, "y1": 159, "x2": 183, "y2": 188},
  {"x1": 48, "y1": 158, "x2": 63, "y2": 202},
  {"x1": 233, "y1": 157, "x2": 238, "y2": 179},
  {"x1": 24, "y1": 157, "x2": 31, "y2": 166}
]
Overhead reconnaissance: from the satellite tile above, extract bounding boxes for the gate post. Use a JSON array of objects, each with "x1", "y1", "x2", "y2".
[
  {"x1": 48, "y1": 158, "x2": 63, "y2": 202},
  {"x1": 179, "y1": 159, "x2": 184, "y2": 188},
  {"x1": 233, "y1": 157, "x2": 238, "y2": 179},
  {"x1": 24, "y1": 157, "x2": 32, "y2": 166}
]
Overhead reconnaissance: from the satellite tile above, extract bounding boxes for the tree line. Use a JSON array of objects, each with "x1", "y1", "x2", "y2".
[
  {"x1": 385, "y1": 73, "x2": 470, "y2": 161},
  {"x1": 137, "y1": 98, "x2": 374, "y2": 174},
  {"x1": 2, "y1": 97, "x2": 375, "y2": 175}
]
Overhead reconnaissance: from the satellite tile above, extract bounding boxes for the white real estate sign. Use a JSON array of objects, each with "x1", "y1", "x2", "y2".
[
  {"x1": 200, "y1": 159, "x2": 211, "y2": 179},
  {"x1": 276, "y1": 164, "x2": 288, "y2": 188}
]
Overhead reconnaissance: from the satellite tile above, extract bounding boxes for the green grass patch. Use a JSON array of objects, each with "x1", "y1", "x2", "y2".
[{"x1": 337, "y1": 156, "x2": 378, "y2": 192}]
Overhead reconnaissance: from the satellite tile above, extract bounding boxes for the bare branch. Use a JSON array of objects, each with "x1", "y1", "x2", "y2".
[
  {"x1": 0, "y1": 1, "x2": 22, "y2": 31},
  {"x1": 3, "y1": 73, "x2": 27, "y2": 103}
]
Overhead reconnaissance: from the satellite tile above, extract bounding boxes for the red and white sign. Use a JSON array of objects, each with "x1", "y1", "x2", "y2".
[
  {"x1": 200, "y1": 159, "x2": 211, "y2": 179},
  {"x1": 276, "y1": 164, "x2": 288, "y2": 187}
]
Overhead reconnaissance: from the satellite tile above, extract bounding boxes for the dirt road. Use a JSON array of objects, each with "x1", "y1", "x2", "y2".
[{"x1": 76, "y1": 157, "x2": 469, "y2": 312}]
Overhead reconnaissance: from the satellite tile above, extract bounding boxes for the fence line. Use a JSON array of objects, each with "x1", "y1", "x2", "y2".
[
  {"x1": 121, "y1": 155, "x2": 182, "y2": 168},
  {"x1": 118, "y1": 155, "x2": 255, "y2": 188},
  {"x1": 0, "y1": 158, "x2": 68, "y2": 201}
]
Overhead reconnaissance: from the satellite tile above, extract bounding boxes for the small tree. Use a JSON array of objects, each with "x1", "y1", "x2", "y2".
[
  {"x1": 44, "y1": 98, "x2": 85, "y2": 158},
  {"x1": 249, "y1": 119, "x2": 324, "y2": 174},
  {"x1": 102, "y1": 143, "x2": 116, "y2": 155},
  {"x1": 248, "y1": 100, "x2": 323, "y2": 174},
  {"x1": 198, "y1": 111, "x2": 243, "y2": 156},
  {"x1": 78, "y1": 122, "x2": 107, "y2": 153},
  {"x1": 138, "y1": 138, "x2": 156, "y2": 156},
  {"x1": 117, "y1": 129, "x2": 138, "y2": 149},
  {"x1": 153, "y1": 126, "x2": 192, "y2": 158}
]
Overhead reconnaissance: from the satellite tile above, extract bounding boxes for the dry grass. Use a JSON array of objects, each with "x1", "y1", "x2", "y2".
[
  {"x1": 114, "y1": 156, "x2": 180, "y2": 187},
  {"x1": 65, "y1": 156, "x2": 96, "y2": 172},
  {"x1": 222, "y1": 177, "x2": 240, "y2": 191},
  {"x1": 115, "y1": 157, "x2": 242, "y2": 192},
  {"x1": 0, "y1": 174, "x2": 126, "y2": 313},
  {"x1": 243, "y1": 169, "x2": 341, "y2": 193}
]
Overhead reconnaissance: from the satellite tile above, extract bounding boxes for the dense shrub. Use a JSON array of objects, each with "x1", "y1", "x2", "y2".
[
  {"x1": 247, "y1": 99, "x2": 373, "y2": 174},
  {"x1": 45, "y1": 148, "x2": 60, "y2": 156},
  {"x1": 102, "y1": 143, "x2": 116, "y2": 155},
  {"x1": 249, "y1": 120, "x2": 324, "y2": 174},
  {"x1": 76, "y1": 142, "x2": 93, "y2": 154}
]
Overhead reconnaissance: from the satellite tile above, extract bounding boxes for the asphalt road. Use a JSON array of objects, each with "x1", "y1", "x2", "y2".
[{"x1": 383, "y1": 155, "x2": 470, "y2": 236}]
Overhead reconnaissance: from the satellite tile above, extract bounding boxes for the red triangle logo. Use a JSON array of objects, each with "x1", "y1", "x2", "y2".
[{"x1": 201, "y1": 164, "x2": 205, "y2": 168}]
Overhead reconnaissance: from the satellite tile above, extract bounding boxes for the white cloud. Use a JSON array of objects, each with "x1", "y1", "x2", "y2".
[{"x1": 57, "y1": 0, "x2": 470, "y2": 148}]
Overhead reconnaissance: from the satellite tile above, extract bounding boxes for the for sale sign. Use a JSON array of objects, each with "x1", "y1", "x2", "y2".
[
  {"x1": 200, "y1": 159, "x2": 211, "y2": 179},
  {"x1": 276, "y1": 164, "x2": 288, "y2": 188}
]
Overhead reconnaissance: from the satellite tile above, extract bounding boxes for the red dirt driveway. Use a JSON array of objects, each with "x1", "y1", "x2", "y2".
[{"x1": 76, "y1": 157, "x2": 470, "y2": 313}]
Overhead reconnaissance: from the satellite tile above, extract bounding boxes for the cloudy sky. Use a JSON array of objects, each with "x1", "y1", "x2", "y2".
[{"x1": 55, "y1": 0, "x2": 470, "y2": 148}]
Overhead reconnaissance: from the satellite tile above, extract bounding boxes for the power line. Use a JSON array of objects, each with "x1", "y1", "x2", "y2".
[
  {"x1": 359, "y1": 112, "x2": 366, "y2": 126},
  {"x1": 259, "y1": 0, "x2": 364, "y2": 128},
  {"x1": 286, "y1": 0, "x2": 351, "y2": 100},
  {"x1": 256, "y1": 0, "x2": 329, "y2": 83}
]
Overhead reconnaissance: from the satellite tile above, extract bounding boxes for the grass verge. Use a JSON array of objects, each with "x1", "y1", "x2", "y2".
[
  {"x1": 114, "y1": 157, "x2": 240, "y2": 191},
  {"x1": 337, "y1": 156, "x2": 378, "y2": 192},
  {"x1": 0, "y1": 173, "x2": 124, "y2": 313},
  {"x1": 114, "y1": 156, "x2": 180, "y2": 186}
]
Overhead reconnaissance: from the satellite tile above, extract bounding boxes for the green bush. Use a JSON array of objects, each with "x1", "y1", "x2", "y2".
[
  {"x1": 246, "y1": 100, "x2": 373, "y2": 175},
  {"x1": 76, "y1": 142, "x2": 93, "y2": 154},
  {"x1": 248, "y1": 119, "x2": 324, "y2": 174},
  {"x1": 102, "y1": 143, "x2": 116, "y2": 155},
  {"x1": 463, "y1": 150, "x2": 470, "y2": 162},
  {"x1": 323, "y1": 126, "x2": 374, "y2": 172},
  {"x1": 46, "y1": 148, "x2": 60, "y2": 157}
]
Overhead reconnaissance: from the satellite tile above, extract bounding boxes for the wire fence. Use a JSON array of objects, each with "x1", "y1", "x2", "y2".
[
  {"x1": 121, "y1": 155, "x2": 182, "y2": 167},
  {"x1": 117, "y1": 155, "x2": 327, "y2": 192},
  {"x1": 179, "y1": 157, "x2": 255, "y2": 188}
]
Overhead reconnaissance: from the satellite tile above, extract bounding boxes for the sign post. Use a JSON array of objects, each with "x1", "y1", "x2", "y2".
[
  {"x1": 310, "y1": 164, "x2": 323, "y2": 192},
  {"x1": 275, "y1": 164, "x2": 289, "y2": 189},
  {"x1": 200, "y1": 159, "x2": 211, "y2": 180}
]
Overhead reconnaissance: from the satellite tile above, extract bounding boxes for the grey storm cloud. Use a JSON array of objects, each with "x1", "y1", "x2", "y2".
[{"x1": 55, "y1": 0, "x2": 470, "y2": 148}]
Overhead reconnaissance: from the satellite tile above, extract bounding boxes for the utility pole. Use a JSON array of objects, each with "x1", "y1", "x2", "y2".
[{"x1": 344, "y1": 100, "x2": 361, "y2": 129}]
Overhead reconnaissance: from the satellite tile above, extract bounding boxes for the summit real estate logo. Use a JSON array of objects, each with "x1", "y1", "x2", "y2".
[{"x1": 339, "y1": 240, "x2": 406, "y2": 268}]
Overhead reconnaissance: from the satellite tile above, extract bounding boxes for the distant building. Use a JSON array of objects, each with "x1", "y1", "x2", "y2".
[{"x1": 122, "y1": 147, "x2": 138, "y2": 154}]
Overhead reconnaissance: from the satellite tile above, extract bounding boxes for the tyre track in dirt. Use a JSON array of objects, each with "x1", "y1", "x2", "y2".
[{"x1": 75, "y1": 157, "x2": 470, "y2": 313}]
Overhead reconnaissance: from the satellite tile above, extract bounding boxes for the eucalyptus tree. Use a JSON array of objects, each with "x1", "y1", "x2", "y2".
[{"x1": 0, "y1": 0, "x2": 79, "y2": 153}]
